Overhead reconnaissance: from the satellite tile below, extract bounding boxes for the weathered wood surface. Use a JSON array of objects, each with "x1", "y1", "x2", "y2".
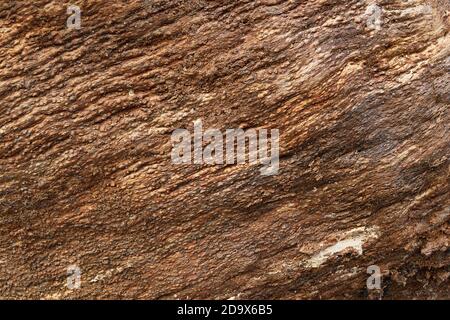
[{"x1": 0, "y1": 0, "x2": 449, "y2": 299}]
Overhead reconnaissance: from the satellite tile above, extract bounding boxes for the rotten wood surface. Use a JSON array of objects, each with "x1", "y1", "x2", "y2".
[{"x1": 0, "y1": 0, "x2": 449, "y2": 299}]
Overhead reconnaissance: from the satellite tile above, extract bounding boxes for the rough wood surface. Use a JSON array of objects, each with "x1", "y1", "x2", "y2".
[{"x1": 0, "y1": 0, "x2": 449, "y2": 299}]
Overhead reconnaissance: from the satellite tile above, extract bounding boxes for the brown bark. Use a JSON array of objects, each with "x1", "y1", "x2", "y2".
[{"x1": 0, "y1": 0, "x2": 449, "y2": 299}]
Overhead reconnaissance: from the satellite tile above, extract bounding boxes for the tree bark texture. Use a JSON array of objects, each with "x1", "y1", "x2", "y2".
[{"x1": 0, "y1": 0, "x2": 449, "y2": 299}]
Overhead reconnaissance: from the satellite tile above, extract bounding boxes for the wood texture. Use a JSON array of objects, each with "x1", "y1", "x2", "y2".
[{"x1": 0, "y1": 0, "x2": 449, "y2": 299}]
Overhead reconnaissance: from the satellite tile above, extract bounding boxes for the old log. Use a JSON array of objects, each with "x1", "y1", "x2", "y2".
[{"x1": 0, "y1": 0, "x2": 449, "y2": 299}]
